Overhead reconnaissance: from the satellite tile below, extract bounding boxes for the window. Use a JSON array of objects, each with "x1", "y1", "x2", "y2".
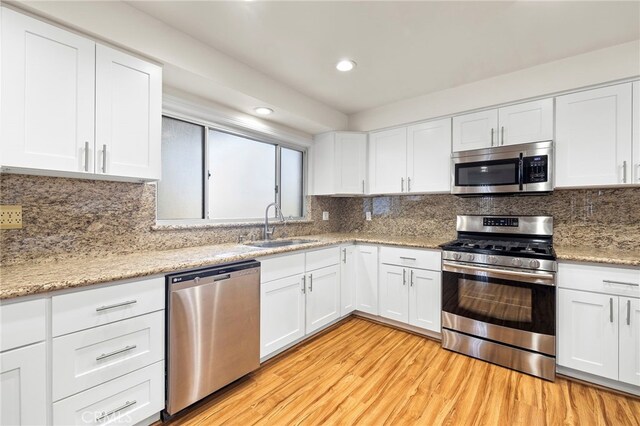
[{"x1": 157, "y1": 116, "x2": 305, "y2": 222}]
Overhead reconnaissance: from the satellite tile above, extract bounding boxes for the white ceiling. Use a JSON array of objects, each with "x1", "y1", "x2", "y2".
[{"x1": 129, "y1": 1, "x2": 640, "y2": 115}]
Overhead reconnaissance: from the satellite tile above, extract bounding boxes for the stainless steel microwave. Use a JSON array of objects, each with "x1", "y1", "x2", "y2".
[{"x1": 451, "y1": 140, "x2": 553, "y2": 195}]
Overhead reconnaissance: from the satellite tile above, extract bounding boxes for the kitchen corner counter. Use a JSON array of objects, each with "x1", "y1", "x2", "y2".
[
  {"x1": 555, "y1": 245, "x2": 640, "y2": 268},
  {"x1": 0, "y1": 233, "x2": 444, "y2": 301}
]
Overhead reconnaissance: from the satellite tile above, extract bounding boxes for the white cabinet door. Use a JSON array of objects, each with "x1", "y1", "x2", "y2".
[
  {"x1": 556, "y1": 83, "x2": 633, "y2": 187},
  {"x1": 1, "y1": 8, "x2": 95, "y2": 173},
  {"x1": 306, "y1": 265, "x2": 340, "y2": 334},
  {"x1": 335, "y1": 133, "x2": 367, "y2": 194},
  {"x1": 633, "y1": 81, "x2": 640, "y2": 183},
  {"x1": 356, "y1": 245, "x2": 379, "y2": 315},
  {"x1": 498, "y1": 99, "x2": 554, "y2": 146},
  {"x1": 96, "y1": 44, "x2": 162, "y2": 180},
  {"x1": 619, "y1": 297, "x2": 640, "y2": 386},
  {"x1": 340, "y1": 246, "x2": 357, "y2": 316},
  {"x1": 408, "y1": 268, "x2": 441, "y2": 333},
  {"x1": 406, "y1": 119, "x2": 451, "y2": 193},
  {"x1": 452, "y1": 109, "x2": 498, "y2": 152},
  {"x1": 379, "y1": 264, "x2": 409, "y2": 323},
  {"x1": 310, "y1": 133, "x2": 335, "y2": 195},
  {"x1": 0, "y1": 343, "x2": 46, "y2": 426},
  {"x1": 369, "y1": 127, "x2": 407, "y2": 194},
  {"x1": 558, "y1": 289, "x2": 619, "y2": 380},
  {"x1": 260, "y1": 274, "x2": 306, "y2": 358}
]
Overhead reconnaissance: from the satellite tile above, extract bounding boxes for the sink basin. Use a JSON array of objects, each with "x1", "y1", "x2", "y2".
[{"x1": 244, "y1": 239, "x2": 318, "y2": 248}]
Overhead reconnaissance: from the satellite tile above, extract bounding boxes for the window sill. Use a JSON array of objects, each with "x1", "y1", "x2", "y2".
[{"x1": 151, "y1": 219, "x2": 313, "y2": 231}]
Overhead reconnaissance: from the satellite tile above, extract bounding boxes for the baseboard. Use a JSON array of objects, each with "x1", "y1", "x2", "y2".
[
  {"x1": 557, "y1": 367, "x2": 640, "y2": 398},
  {"x1": 352, "y1": 311, "x2": 442, "y2": 342}
]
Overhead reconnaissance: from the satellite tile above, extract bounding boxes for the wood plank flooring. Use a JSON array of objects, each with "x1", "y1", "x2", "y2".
[{"x1": 165, "y1": 317, "x2": 640, "y2": 426}]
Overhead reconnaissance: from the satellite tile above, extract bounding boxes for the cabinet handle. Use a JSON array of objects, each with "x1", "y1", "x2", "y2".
[
  {"x1": 490, "y1": 128, "x2": 494, "y2": 147},
  {"x1": 342, "y1": 248, "x2": 347, "y2": 263},
  {"x1": 96, "y1": 345, "x2": 137, "y2": 361},
  {"x1": 627, "y1": 299, "x2": 632, "y2": 326},
  {"x1": 95, "y1": 400, "x2": 137, "y2": 422},
  {"x1": 96, "y1": 300, "x2": 137, "y2": 312},
  {"x1": 402, "y1": 269, "x2": 406, "y2": 286},
  {"x1": 610, "y1": 298, "x2": 614, "y2": 323},
  {"x1": 636, "y1": 163, "x2": 640, "y2": 183},
  {"x1": 410, "y1": 270, "x2": 414, "y2": 287},
  {"x1": 603, "y1": 279, "x2": 639, "y2": 287},
  {"x1": 362, "y1": 180, "x2": 365, "y2": 194},
  {"x1": 301, "y1": 275, "x2": 306, "y2": 294},
  {"x1": 399, "y1": 256, "x2": 417, "y2": 261},
  {"x1": 407, "y1": 177, "x2": 411, "y2": 192},
  {"x1": 84, "y1": 141, "x2": 89, "y2": 172},
  {"x1": 102, "y1": 144, "x2": 107, "y2": 173},
  {"x1": 501, "y1": 126, "x2": 505, "y2": 146},
  {"x1": 622, "y1": 161, "x2": 627, "y2": 183},
  {"x1": 401, "y1": 177, "x2": 404, "y2": 192},
  {"x1": 309, "y1": 274, "x2": 313, "y2": 292}
]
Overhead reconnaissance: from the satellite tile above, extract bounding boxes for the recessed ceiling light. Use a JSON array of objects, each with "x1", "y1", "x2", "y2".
[
  {"x1": 254, "y1": 107, "x2": 273, "y2": 115},
  {"x1": 336, "y1": 59, "x2": 356, "y2": 72}
]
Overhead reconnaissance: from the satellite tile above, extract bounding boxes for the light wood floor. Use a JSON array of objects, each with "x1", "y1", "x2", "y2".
[{"x1": 165, "y1": 317, "x2": 640, "y2": 426}]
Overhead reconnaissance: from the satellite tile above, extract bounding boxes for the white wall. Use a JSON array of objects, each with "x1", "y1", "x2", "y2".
[{"x1": 348, "y1": 40, "x2": 640, "y2": 132}]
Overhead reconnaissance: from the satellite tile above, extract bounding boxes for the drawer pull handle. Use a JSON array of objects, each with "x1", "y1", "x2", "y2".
[
  {"x1": 96, "y1": 345, "x2": 137, "y2": 361},
  {"x1": 603, "y1": 280, "x2": 639, "y2": 287},
  {"x1": 399, "y1": 256, "x2": 417, "y2": 261},
  {"x1": 610, "y1": 298, "x2": 614, "y2": 323},
  {"x1": 96, "y1": 400, "x2": 137, "y2": 422},
  {"x1": 627, "y1": 300, "x2": 632, "y2": 326},
  {"x1": 96, "y1": 300, "x2": 137, "y2": 312}
]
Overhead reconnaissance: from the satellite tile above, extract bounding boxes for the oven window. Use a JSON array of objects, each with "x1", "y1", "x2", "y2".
[
  {"x1": 458, "y1": 279, "x2": 532, "y2": 322},
  {"x1": 455, "y1": 159, "x2": 519, "y2": 186}
]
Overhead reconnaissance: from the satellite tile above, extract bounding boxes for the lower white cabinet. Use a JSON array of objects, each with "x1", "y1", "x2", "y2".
[
  {"x1": 379, "y1": 264, "x2": 409, "y2": 323},
  {"x1": 409, "y1": 268, "x2": 441, "y2": 332},
  {"x1": 620, "y1": 297, "x2": 640, "y2": 386},
  {"x1": 0, "y1": 342, "x2": 47, "y2": 426},
  {"x1": 306, "y1": 265, "x2": 340, "y2": 334},
  {"x1": 355, "y1": 245, "x2": 379, "y2": 315},
  {"x1": 53, "y1": 361, "x2": 164, "y2": 425},
  {"x1": 340, "y1": 246, "x2": 357, "y2": 316}
]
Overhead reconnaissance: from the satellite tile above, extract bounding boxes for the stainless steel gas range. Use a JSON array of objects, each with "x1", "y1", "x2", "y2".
[{"x1": 440, "y1": 215, "x2": 557, "y2": 381}]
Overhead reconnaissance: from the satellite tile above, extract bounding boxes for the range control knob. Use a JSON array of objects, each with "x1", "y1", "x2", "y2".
[
  {"x1": 488, "y1": 256, "x2": 499, "y2": 264},
  {"x1": 529, "y1": 259, "x2": 541, "y2": 269},
  {"x1": 452, "y1": 253, "x2": 462, "y2": 260},
  {"x1": 466, "y1": 254, "x2": 475, "y2": 262},
  {"x1": 511, "y1": 258, "x2": 523, "y2": 267}
]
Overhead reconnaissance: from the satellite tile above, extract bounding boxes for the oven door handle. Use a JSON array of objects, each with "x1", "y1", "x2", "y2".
[{"x1": 442, "y1": 261, "x2": 555, "y2": 286}]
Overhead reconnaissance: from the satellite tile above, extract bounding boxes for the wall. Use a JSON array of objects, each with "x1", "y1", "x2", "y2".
[
  {"x1": 348, "y1": 40, "x2": 640, "y2": 131},
  {"x1": 336, "y1": 188, "x2": 640, "y2": 250},
  {"x1": 0, "y1": 174, "x2": 342, "y2": 266}
]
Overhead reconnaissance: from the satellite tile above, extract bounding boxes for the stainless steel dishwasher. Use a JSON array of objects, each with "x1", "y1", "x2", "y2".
[{"x1": 164, "y1": 260, "x2": 260, "y2": 417}]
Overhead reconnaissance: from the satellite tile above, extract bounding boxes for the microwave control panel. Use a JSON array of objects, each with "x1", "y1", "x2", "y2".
[{"x1": 522, "y1": 155, "x2": 548, "y2": 183}]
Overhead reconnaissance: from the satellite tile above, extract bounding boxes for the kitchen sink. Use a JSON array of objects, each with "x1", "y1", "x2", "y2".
[{"x1": 244, "y1": 239, "x2": 318, "y2": 248}]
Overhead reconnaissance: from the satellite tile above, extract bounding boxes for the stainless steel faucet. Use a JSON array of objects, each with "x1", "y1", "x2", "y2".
[{"x1": 264, "y1": 202, "x2": 285, "y2": 240}]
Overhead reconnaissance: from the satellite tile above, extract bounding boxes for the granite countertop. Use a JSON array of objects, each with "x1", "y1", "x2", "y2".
[{"x1": 1, "y1": 233, "x2": 638, "y2": 300}]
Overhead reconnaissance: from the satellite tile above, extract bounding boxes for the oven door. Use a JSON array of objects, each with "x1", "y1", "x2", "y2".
[
  {"x1": 442, "y1": 261, "x2": 555, "y2": 355},
  {"x1": 451, "y1": 156, "x2": 521, "y2": 195}
]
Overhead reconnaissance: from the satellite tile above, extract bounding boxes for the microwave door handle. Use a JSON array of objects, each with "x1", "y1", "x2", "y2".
[{"x1": 518, "y1": 154, "x2": 524, "y2": 191}]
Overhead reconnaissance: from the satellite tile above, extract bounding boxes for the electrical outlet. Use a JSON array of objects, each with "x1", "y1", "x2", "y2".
[
  {"x1": 0, "y1": 205, "x2": 22, "y2": 229},
  {"x1": 366, "y1": 211, "x2": 372, "y2": 221},
  {"x1": 322, "y1": 211, "x2": 329, "y2": 221}
]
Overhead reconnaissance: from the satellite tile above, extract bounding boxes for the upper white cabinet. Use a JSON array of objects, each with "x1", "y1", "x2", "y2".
[
  {"x1": 555, "y1": 83, "x2": 633, "y2": 187},
  {"x1": 452, "y1": 99, "x2": 553, "y2": 152},
  {"x1": 369, "y1": 119, "x2": 452, "y2": 195},
  {"x1": 1, "y1": 7, "x2": 96, "y2": 173},
  {"x1": 311, "y1": 132, "x2": 367, "y2": 195},
  {"x1": 0, "y1": 8, "x2": 162, "y2": 181},
  {"x1": 633, "y1": 81, "x2": 640, "y2": 184},
  {"x1": 96, "y1": 45, "x2": 162, "y2": 180}
]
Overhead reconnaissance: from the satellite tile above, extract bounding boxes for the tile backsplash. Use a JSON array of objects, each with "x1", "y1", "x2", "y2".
[{"x1": 1, "y1": 173, "x2": 638, "y2": 266}]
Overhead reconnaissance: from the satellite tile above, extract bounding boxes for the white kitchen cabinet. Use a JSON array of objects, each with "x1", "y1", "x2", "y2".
[
  {"x1": 340, "y1": 246, "x2": 357, "y2": 316},
  {"x1": 0, "y1": 342, "x2": 47, "y2": 426},
  {"x1": 95, "y1": 45, "x2": 162, "y2": 180},
  {"x1": 633, "y1": 81, "x2": 640, "y2": 183},
  {"x1": 620, "y1": 297, "x2": 640, "y2": 386},
  {"x1": 355, "y1": 245, "x2": 379, "y2": 315},
  {"x1": 379, "y1": 264, "x2": 409, "y2": 323},
  {"x1": 498, "y1": 98, "x2": 553, "y2": 146},
  {"x1": 260, "y1": 273, "x2": 306, "y2": 358},
  {"x1": 406, "y1": 119, "x2": 452, "y2": 193},
  {"x1": 1, "y1": 7, "x2": 96, "y2": 174},
  {"x1": 311, "y1": 132, "x2": 367, "y2": 195},
  {"x1": 369, "y1": 127, "x2": 407, "y2": 194},
  {"x1": 555, "y1": 83, "x2": 633, "y2": 187},
  {"x1": 306, "y1": 264, "x2": 340, "y2": 334},
  {"x1": 452, "y1": 109, "x2": 498, "y2": 152},
  {"x1": 408, "y1": 268, "x2": 441, "y2": 333},
  {"x1": 558, "y1": 288, "x2": 619, "y2": 380}
]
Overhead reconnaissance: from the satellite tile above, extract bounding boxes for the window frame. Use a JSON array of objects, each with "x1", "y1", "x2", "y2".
[{"x1": 156, "y1": 112, "x2": 308, "y2": 225}]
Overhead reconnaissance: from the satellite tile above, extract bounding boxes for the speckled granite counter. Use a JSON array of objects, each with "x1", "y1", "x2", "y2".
[{"x1": 1, "y1": 233, "x2": 638, "y2": 300}]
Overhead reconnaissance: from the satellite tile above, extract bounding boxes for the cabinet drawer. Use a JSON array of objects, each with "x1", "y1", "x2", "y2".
[
  {"x1": 558, "y1": 262, "x2": 640, "y2": 298},
  {"x1": 53, "y1": 361, "x2": 164, "y2": 425},
  {"x1": 260, "y1": 252, "x2": 305, "y2": 283},
  {"x1": 305, "y1": 247, "x2": 340, "y2": 272},
  {"x1": 52, "y1": 277, "x2": 164, "y2": 337},
  {"x1": 379, "y1": 246, "x2": 441, "y2": 271},
  {"x1": 52, "y1": 310, "x2": 164, "y2": 401},
  {"x1": 0, "y1": 298, "x2": 46, "y2": 351}
]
